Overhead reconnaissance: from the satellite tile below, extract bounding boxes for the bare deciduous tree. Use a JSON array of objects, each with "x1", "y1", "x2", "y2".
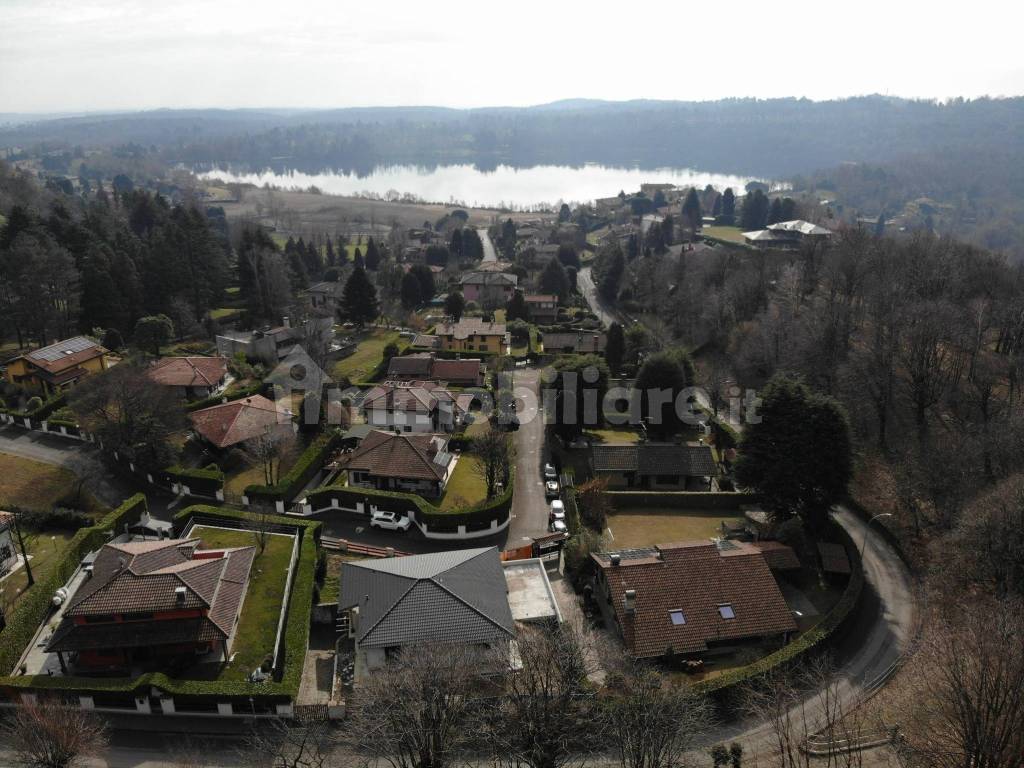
[
  {"x1": 899, "y1": 598, "x2": 1024, "y2": 768},
  {"x1": 243, "y1": 718, "x2": 336, "y2": 768},
  {"x1": 602, "y1": 659, "x2": 710, "y2": 768},
  {"x1": 484, "y1": 622, "x2": 602, "y2": 768},
  {"x1": 345, "y1": 643, "x2": 486, "y2": 768},
  {"x1": 1, "y1": 698, "x2": 108, "y2": 768},
  {"x1": 472, "y1": 423, "x2": 512, "y2": 499}
]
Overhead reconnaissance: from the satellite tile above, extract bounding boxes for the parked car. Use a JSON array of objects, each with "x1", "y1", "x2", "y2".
[
  {"x1": 545, "y1": 480, "x2": 560, "y2": 499},
  {"x1": 549, "y1": 500, "x2": 565, "y2": 521},
  {"x1": 550, "y1": 519, "x2": 568, "y2": 534},
  {"x1": 369, "y1": 510, "x2": 411, "y2": 532},
  {"x1": 543, "y1": 463, "x2": 557, "y2": 481}
]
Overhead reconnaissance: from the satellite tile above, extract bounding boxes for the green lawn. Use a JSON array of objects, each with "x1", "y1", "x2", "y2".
[
  {"x1": 438, "y1": 456, "x2": 488, "y2": 511},
  {"x1": 209, "y1": 307, "x2": 241, "y2": 320},
  {"x1": 584, "y1": 427, "x2": 641, "y2": 444},
  {"x1": 606, "y1": 509, "x2": 745, "y2": 548},
  {"x1": 188, "y1": 525, "x2": 294, "y2": 681},
  {"x1": 331, "y1": 328, "x2": 400, "y2": 382},
  {"x1": 0, "y1": 453, "x2": 105, "y2": 514},
  {"x1": 0, "y1": 530, "x2": 75, "y2": 614},
  {"x1": 702, "y1": 225, "x2": 747, "y2": 244}
]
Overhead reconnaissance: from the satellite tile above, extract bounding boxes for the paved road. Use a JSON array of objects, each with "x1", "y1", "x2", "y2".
[
  {"x1": 478, "y1": 227, "x2": 497, "y2": 262},
  {"x1": 507, "y1": 367, "x2": 550, "y2": 548},
  {"x1": 0, "y1": 424, "x2": 176, "y2": 520},
  {"x1": 577, "y1": 266, "x2": 620, "y2": 329}
]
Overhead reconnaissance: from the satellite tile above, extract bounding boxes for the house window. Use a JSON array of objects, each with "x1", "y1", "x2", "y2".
[
  {"x1": 718, "y1": 604, "x2": 736, "y2": 620},
  {"x1": 669, "y1": 609, "x2": 686, "y2": 626}
]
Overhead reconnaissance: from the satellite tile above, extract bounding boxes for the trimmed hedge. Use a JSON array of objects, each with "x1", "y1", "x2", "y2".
[
  {"x1": 305, "y1": 468, "x2": 514, "y2": 532},
  {"x1": 245, "y1": 431, "x2": 341, "y2": 504},
  {"x1": 694, "y1": 522, "x2": 865, "y2": 705},
  {"x1": 185, "y1": 383, "x2": 265, "y2": 413},
  {"x1": 0, "y1": 494, "x2": 148, "y2": 676},
  {"x1": 607, "y1": 491, "x2": 760, "y2": 510},
  {"x1": 0, "y1": 393, "x2": 69, "y2": 421},
  {"x1": 0, "y1": 506, "x2": 319, "y2": 703},
  {"x1": 163, "y1": 463, "x2": 225, "y2": 496}
]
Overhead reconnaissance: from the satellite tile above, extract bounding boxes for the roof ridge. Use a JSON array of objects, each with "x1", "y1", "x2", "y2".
[
  {"x1": 426, "y1": 551, "x2": 514, "y2": 639},
  {"x1": 355, "y1": 576, "x2": 420, "y2": 643}
]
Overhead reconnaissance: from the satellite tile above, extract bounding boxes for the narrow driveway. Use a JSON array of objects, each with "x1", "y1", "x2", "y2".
[
  {"x1": 577, "y1": 266, "x2": 620, "y2": 328},
  {"x1": 507, "y1": 367, "x2": 549, "y2": 548},
  {"x1": 478, "y1": 227, "x2": 497, "y2": 262}
]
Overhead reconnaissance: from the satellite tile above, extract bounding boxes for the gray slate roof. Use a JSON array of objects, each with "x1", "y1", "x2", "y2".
[
  {"x1": 592, "y1": 443, "x2": 716, "y2": 477},
  {"x1": 340, "y1": 548, "x2": 515, "y2": 649}
]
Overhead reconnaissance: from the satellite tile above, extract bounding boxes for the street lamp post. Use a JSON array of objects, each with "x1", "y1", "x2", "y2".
[{"x1": 860, "y1": 512, "x2": 894, "y2": 563}]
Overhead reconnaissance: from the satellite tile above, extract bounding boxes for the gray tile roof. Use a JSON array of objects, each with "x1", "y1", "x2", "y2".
[
  {"x1": 340, "y1": 548, "x2": 514, "y2": 649},
  {"x1": 592, "y1": 444, "x2": 716, "y2": 477}
]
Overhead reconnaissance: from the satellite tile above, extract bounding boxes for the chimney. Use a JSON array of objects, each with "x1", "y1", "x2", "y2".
[
  {"x1": 175, "y1": 586, "x2": 187, "y2": 604},
  {"x1": 610, "y1": 553, "x2": 621, "y2": 566},
  {"x1": 624, "y1": 589, "x2": 636, "y2": 614}
]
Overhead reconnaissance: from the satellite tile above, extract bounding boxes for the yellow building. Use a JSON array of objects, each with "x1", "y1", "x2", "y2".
[
  {"x1": 434, "y1": 318, "x2": 507, "y2": 355},
  {"x1": 4, "y1": 336, "x2": 109, "y2": 396}
]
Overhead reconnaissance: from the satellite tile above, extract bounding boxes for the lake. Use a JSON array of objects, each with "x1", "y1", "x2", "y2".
[{"x1": 198, "y1": 163, "x2": 765, "y2": 210}]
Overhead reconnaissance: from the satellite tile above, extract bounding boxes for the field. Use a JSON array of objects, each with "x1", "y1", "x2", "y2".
[
  {"x1": 605, "y1": 508, "x2": 745, "y2": 548},
  {"x1": 438, "y1": 456, "x2": 489, "y2": 511},
  {"x1": 330, "y1": 328, "x2": 400, "y2": 382},
  {"x1": 213, "y1": 185, "x2": 546, "y2": 233},
  {"x1": 702, "y1": 225, "x2": 747, "y2": 244},
  {"x1": 188, "y1": 525, "x2": 294, "y2": 681},
  {"x1": 0, "y1": 453, "x2": 102, "y2": 512},
  {"x1": 584, "y1": 427, "x2": 641, "y2": 444}
]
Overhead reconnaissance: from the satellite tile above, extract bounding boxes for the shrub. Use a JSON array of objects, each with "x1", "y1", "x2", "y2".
[
  {"x1": 7, "y1": 506, "x2": 92, "y2": 532},
  {"x1": 245, "y1": 432, "x2": 341, "y2": 503},
  {"x1": 25, "y1": 396, "x2": 43, "y2": 411}
]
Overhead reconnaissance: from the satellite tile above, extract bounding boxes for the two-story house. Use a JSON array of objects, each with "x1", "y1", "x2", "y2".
[
  {"x1": 524, "y1": 294, "x2": 559, "y2": 324},
  {"x1": 45, "y1": 538, "x2": 255, "y2": 673},
  {"x1": 460, "y1": 271, "x2": 518, "y2": 307},
  {"x1": 4, "y1": 336, "x2": 109, "y2": 396},
  {"x1": 434, "y1": 318, "x2": 507, "y2": 355},
  {"x1": 361, "y1": 381, "x2": 475, "y2": 433}
]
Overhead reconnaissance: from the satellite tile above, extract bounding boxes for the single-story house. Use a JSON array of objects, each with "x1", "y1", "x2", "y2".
[
  {"x1": 189, "y1": 395, "x2": 294, "y2": 449},
  {"x1": 743, "y1": 220, "x2": 832, "y2": 249},
  {"x1": 591, "y1": 540, "x2": 797, "y2": 659},
  {"x1": 591, "y1": 443, "x2": 716, "y2": 490},
  {"x1": 341, "y1": 429, "x2": 456, "y2": 497},
  {"x1": 524, "y1": 294, "x2": 559, "y2": 324},
  {"x1": 145, "y1": 356, "x2": 229, "y2": 400},
  {"x1": 541, "y1": 331, "x2": 606, "y2": 354},
  {"x1": 340, "y1": 547, "x2": 559, "y2": 677},
  {"x1": 387, "y1": 353, "x2": 485, "y2": 387},
  {"x1": 361, "y1": 381, "x2": 474, "y2": 433},
  {"x1": 4, "y1": 336, "x2": 110, "y2": 396},
  {"x1": 46, "y1": 537, "x2": 254, "y2": 673}
]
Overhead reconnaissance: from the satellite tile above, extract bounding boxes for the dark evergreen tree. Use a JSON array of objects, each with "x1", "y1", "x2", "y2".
[
  {"x1": 400, "y1": 271, "x2": 422, "y2": 309},
  {"x1": 681, "y1": 188, "x2": 702, "y2": 234},
  {"x1": 353, "y1": 247, "x2": 364, "y2": 269},
  {"x1": 341, "y1": 266, "x2": 378, "y2": 326},
  {"x1": 365, "y1": 237, "x2": 381, "y2": 270},
  {"x1": 558, "y1": 203, "x2": 571, "y2": 222},
  {"x1": 721, "y1": 188, "x2": 736, "y2": 224},
  {"x1": 409, "y1": 263, "x2": 435, "y2": 301},
  {"x1": 506, "y1": 289, "x2": 529, "y2": 322},
  {"x1": 556, "y1": 243, "x2": 580, "y2": 269},
  {"x1": 539, "y1": 257, "x2": 570, "y2": 302},
  {"x1": 599, "y1": 247, "x2": 625, "y2": 303},
  {"x1": 444, "y1": 290, "x2": 465, "y2": 321},
  {"x1": 634, "y1": 349, "x2": 696, "y2": 440}
]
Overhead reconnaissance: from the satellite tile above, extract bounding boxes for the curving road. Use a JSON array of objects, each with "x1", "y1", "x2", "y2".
[{"x1": 577, "y1": 265, "x2": 621, "y2": 328}]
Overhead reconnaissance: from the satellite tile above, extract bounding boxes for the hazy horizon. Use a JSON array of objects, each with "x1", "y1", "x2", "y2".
[{"x1": 2, "y1": 0, "x2": 1023, "y2": 114}]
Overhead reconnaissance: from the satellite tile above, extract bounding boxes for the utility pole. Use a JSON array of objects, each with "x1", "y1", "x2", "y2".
[{"x1": 11, "y1": 511, "x2": 33, "y2": 586}]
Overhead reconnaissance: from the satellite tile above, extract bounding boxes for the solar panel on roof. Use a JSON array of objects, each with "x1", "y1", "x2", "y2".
[{"x1": 32, "y1": 336, "x2": 95, "y2": 362}]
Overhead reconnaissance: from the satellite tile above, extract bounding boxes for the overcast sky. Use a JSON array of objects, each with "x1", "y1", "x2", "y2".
[{"x1": 1, "y1": 0, "x2": 1022, "y2": 113}]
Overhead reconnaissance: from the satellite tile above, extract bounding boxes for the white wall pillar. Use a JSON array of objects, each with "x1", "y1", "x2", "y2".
[
  {"x1": 275, "y1": 703, "x2": 294, "y2": 718},
  {"x1": 161, "y1": 697, "x2": 176, "y2": 714},
  {"x1": 216, "y1": 489, "x2": 224, "y2": 501},
  {"x1": 275, "y1": 500, "x2": 285, "y2": 514},
  {"x1": 134, "y1": 697, "x2": 151, "y2": 714},
  {"x1": 78, "y1": 695, "x2": 94, "y2": 710},
  {"x1": 217, "y1": 702, "x2": 234, "y2": 716}
]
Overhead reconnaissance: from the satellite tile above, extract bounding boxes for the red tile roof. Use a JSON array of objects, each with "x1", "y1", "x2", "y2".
[
  {"x1": 752, "y1": 541, "x2": 801, "y2": 571},
  {"x1": 189, "y1": 395, "x2": 292, "y2": 448},
  {"x1": 344, "y1": 430, "x2": 451, "y2": 481},
  {"x1": 48, "y1": 537, "x2": 255, "y2": 653},
  {"x1": 592, "y1": 540, "x2": 797, "y2": 658},
  {"x1": 146, "y1": 356, "x2": 228, "y2": 388}
]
